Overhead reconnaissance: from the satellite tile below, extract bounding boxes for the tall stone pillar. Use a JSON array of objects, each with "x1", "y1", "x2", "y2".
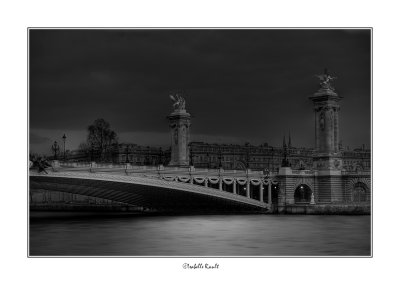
[
  {"x1": 168, "y1": 94, "x2": 191, "y2": 167},
  {"x1": 309, "y1": 69, "x2": 343, "y2": 171},
  {"x1": 309, "y1": 69, "x2": 344, "y2": 203}
]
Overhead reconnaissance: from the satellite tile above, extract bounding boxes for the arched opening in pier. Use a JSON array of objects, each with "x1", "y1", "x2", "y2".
[
  {"x1": 352, "y1": 182, "x2": 369, "y2": 202},
  {"x1": 294, "y1": 184, "x2": 312, "y2": 203}
]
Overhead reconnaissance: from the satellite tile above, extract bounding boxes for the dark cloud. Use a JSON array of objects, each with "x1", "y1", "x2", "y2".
[
  {"x1": 29, "y1": 29, "x2": 371, "y2": 150},
  {"x1": 29, "y1": 132, "x2": 52, "y2": 144}
]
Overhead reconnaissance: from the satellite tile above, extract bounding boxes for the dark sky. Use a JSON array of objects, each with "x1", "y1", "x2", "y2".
[{"x1": 29, "y1": 29, "x2": 371, "y2": 154}]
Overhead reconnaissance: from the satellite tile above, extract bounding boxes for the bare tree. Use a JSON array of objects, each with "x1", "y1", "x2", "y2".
[{"x1": 86, "y1": 119, "x2": 118, "y2": 162}]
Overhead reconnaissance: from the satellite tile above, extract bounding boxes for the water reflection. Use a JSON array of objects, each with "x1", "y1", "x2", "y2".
[{"x1": 29, "y1": 213, "x2": 371, "y2": 256}]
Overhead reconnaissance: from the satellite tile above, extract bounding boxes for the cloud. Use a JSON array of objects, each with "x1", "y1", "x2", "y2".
[
  {"x1": 29, "y1": 29, "x2": 371, "y2": 149},
  {"x1": 30, "y1": 132, "x2": 52, "y2": 144}
]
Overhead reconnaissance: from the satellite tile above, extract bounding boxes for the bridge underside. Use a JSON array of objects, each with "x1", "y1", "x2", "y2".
[{"x1": 30, "y1": 176, "x2": 267, "y2": 213}]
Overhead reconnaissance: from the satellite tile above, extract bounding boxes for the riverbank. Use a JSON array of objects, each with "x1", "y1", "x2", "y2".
[
  {"x1": 276, "y1": 204, "x2": 371, "y2": 215},
  {"x1": 30, "y1": 202, "x2": 371, "y2": 216},
  {"x1": 30, "y1": 203, "x2": 144, "y2": 212}
]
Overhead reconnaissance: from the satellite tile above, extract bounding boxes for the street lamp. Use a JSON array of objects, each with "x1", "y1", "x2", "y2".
[
  {"x1": 62, "y1": 134, "x2": 66, "y2": 161},
  {"x1": 125, "y1": 145, "x2": 130, "y2": 163},
  {"x1": 90, "y1": 142, "x2": 94, "y2": 162},
  {"x1": 246, "y1": 146, "x2": 250, "y2": 169},
  {"x1": 218, "y1": 147, "x2": 222, "y2": 168},
  {"x1": 51, "y1": 141, "x2": 59, "y2": 160},
  {"x1": 189, "y1": 146, "x2": 193, "y2": 167},
  {"x1": 158, "y1": 147, "x2": 163, "y2": 165},
  {"x1": 146, "y1": 146, "x2": 150, "y2": 165}
]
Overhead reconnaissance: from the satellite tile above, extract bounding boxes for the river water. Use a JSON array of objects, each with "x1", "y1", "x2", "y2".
[{"x1": 29, "y1": 213, "x2": 371, "y2": 256}]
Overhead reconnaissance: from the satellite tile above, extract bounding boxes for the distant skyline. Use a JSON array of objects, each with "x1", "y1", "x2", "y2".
[{"x1": 29, "y1": 29, "x2": 371, "y2": 155}]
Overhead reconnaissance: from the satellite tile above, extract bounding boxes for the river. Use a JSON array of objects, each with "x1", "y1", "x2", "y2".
[{"x1": 29, "y1": 212, "x2": 371, "y2": 256}]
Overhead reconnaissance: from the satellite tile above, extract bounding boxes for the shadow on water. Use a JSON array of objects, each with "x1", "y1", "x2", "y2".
[{"x1": 29, "y1": 212, "x2": 371, "y2": 256}]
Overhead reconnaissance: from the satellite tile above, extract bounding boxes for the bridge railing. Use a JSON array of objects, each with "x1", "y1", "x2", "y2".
[{"x1": 58, "y1": 162, "x2": 278, "y2": 178}]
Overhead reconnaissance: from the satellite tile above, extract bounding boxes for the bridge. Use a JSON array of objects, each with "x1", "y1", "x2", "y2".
[{"x1": 29, "y1": 162, "x2": 278, "y2": 212}]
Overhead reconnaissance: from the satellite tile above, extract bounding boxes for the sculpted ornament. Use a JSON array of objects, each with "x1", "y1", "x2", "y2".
[
  {"x1": 169, "y1": 93, "x2": 186, "y2": 111},
  {"x1": 315, "y1": 68, "x2": 337, "y2": 90}
]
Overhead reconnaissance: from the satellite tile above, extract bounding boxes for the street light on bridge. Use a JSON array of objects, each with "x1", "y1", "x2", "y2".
[
  {"x1": 218, "y1": 147, "x2": 223, "y2": 169},
  {"x1": 125, "y1": 145, "x2": 130, "y2": 163},
  {"x1": 62, "y1": 134, "x2": 66, "y2": 161},
  {"x1": 158, "y1": 147, "x2": 163, "y2": 166},
  {"x1": 245, "y1": 146, "x2": 250, "y2": 169},
  {"x1": 90, "y1": 142, "x2": 95, "y2": 162},
  {"x1": 51, "y1": 141, "x2": 59, "y2": 160},
  {"x1": 189, "y1": 146, "x2": 194, "y2": 167}
]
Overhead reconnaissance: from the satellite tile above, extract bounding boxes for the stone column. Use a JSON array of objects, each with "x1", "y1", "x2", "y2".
[
  {"x1": 168, "y1": 109, "x2": 191, "y2": 167},
  {"x1": 259, "y1": 183, "x2": 264, "y2": 202},
  {"x1": 219, "y1": 178, "x2": 223, "y2": 191},
  {"x1": 246, "y1": 180, "x2": 250, "y2": 198},
  {"x1": 233, "y1": 180, "x2": 237, "y2": 194}
]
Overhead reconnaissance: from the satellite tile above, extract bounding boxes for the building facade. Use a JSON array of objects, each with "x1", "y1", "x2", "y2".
[{"x1": 112, "y1": 143, "x2": 167, "y2": 166}]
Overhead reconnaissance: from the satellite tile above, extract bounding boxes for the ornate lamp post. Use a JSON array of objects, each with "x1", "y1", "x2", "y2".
[
  {"x1": 218, "y1": 147, "x2": 223, "y2": 168},
  {"x1": 158, "y1": 147, "x2": 163, "y2": 165},
  {"x1": 189, "y1": 146, "x2": 194, "y2": 167},
  {"x1": 125, "y1": 145, "x2": 130, "y2": 163},
  {"x1": 232, "y1": 147, "x2": 236, "y2": 169},
  {"x1": 90, "y1": 142, "x2": 94, "y2": 162},
  {"x1": 51, "y1": 141, "x2": 59, "y2": 160},
  {"x1": 246, "y1": 146, "x2": 250, "y2": 169},
  {"x1": 146, "y1": 146, "x2": 150, "y2": 165},
  {"x1": 62, "y1": 134, "x2": 66, "y2": 161}
]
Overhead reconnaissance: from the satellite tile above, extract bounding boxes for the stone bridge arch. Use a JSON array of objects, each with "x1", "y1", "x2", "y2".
[
  {"x1": 29, "y1": 171, "x2": 268, "y2": 212},
  {"x1": 292, "y1": 178, "x2": 315, "y2": 204},
  {"x1": 293, "y1": 179, "x2": 314, "y2": 194}
]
